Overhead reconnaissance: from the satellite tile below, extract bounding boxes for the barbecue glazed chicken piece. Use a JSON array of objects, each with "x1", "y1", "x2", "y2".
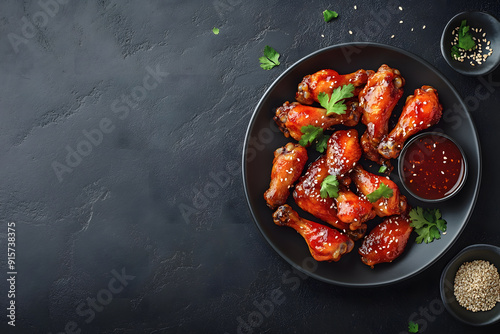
[
  {"x1": 264, "y1": 143, "x2": 308, "y2": 209},
  {"x1": 273, "y1": 205, "x2": 354, "y2": 262},
  {"x1": 358, "y1": 215, "x2": 413, "y2": 268},
  {"x1": 378, "y1": 85, "x2": 443, "y2": 159},
  {"x1": 293, "y1": 157, "x2": 367, "y2": 241},
  {"x1": 326, "y1": 129, "x2": 362, "y2": 178},
  {"x1": 335, "y1": 189, "x2": 376, "y2": 230},
  {"x1": 274, "y1": 101, "x2": 362, "y2": 141},
  {"x1": 296, "y1": 69, "x2": 374, "y2": 105},
  {"x1": 325, "y1": 129, "x2": 374, "y2": 229},
  {"x1": 358, "y1": 64, "x2": 405, "y2": 165},
  {"x1": 351, "y1": 165, "x2": 407, "y2": 217}
]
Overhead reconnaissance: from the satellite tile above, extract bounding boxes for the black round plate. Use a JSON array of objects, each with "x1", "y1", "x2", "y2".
[{"x1": 242, "y1": 43, "x2": 481, "y2": 287}]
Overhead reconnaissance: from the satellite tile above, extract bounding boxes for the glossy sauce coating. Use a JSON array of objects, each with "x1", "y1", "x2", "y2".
[
  {"x1": 358, "y1": 215, "x2": 413, "y2": 268},
  {"x1": 401, "y1": 135, "x2": 465, "y2": 200}
]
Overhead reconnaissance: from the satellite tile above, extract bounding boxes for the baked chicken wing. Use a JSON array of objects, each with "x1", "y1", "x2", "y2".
[
  {"x1": 264, "y1": 143, "x2": 308, "y2": 209},
  {"x1": 274, "y1": 101, "x2": 362, "y2": 141},
  {"x1": 358, "y1": 64, "x2": 405, "y2": 165},
  {"x1": 378, "y1": 85, "x2": 443, "y2": 159},
  {"x1": 335, "y1": 189, "x2": 376, "y2": 230},
  {"x1": 358, "y1": 215, "x2": 413, "y2": 268},
  {"x1": 351, "y1": 165, "x2": 407, "y2": 217},
  {"x1": 273, "y1": 204, "x2": 354, "y2": 262},
  {"x1": 293, "y1": 157, "x2": 366, "y2": 240},
  {"x1": 296, "y1": 69, "x2": 373, "y2": 105},
  {"x1": 326, "y1": 129, "x2": 362, "y2": 178}
]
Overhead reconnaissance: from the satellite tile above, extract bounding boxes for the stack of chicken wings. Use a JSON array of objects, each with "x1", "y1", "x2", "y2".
[{"x1": 264, "y1": 65, "x2": 443, "y2": 267}]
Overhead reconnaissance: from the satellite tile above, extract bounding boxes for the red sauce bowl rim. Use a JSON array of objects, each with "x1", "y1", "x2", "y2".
[{"x1": 397, "y1": 131, "x2": 468, "y2": 203}]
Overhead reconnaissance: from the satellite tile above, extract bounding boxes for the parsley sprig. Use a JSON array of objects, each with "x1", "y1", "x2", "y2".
[
  {"x1": 409, "y1": 207, "x2": 447, "y2": 244},
  {"x1": 408, "y1": 321, "x2": 419, "y2": 333},
  {"x1": 259, "y1": 45, "x2": 280, "y2": 70},
  {"x1": 366, "y1": 183, "x2": 393, "y2": 203},
  {"x1": 317, "y1": 84, "x2": 355, "y2": 115},
  {"x1": 299, "y1": 125, "x2": 328, "y2": 153},
  {"x1": 451, "y1": 20, "x2": 476, "y2": 59},
  {"x1": 320, "y1": 175, "x2": 339, "y2": 199},
  {"x1": 323, "y1": 10, "x2": 339, "y2": 23}
]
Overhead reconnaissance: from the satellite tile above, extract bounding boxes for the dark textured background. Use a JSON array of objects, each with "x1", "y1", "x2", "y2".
[{"x1": 0, "y1": 0, "x2": 500, "y2": 333}]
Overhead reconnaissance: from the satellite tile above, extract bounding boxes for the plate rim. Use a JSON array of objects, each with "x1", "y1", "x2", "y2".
[{"x1": 242, "y1": 42, "x2": 482, "y2": 287}]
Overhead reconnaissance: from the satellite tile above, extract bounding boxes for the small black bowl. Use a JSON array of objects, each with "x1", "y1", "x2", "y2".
[
  {"x1": 398, "y1": 132, "x2": 467, "y2": 203},
  {"x1": 440, "y1": 244, "x2": 500, "y2": 326},
  {"x1": 441, "y1": 11, "x2": 500, "y2": 76}
]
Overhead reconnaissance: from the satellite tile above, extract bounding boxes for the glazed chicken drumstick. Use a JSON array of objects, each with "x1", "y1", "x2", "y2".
[
  {"x1": 358, "y1": 215, "x2": 413, "y2": 268},
  {"x1": 264, "y1": 143, "x2": 308, "y2": 209},
  {"x1": 295, "y1": 69, "x2": 374, "y2": 105},
  {"x1": 274, "y1": 100, "x2": 362, "y2": 141},
  {"x1": 273, "y1": 205, "x2": 354, "y2": 262},
  {"x1": 335, "y1": 189, "x2": 376, "y2": 231},
  {"x1": 293, "y1": 156, "x2": 367, "y2": 241},
  {"x1": 351, "y1": 165, "x2": 407, "y2": 217},
  {"x1": 325, "y1": 129, "x2": 362, "y2": 178},
  {"x1": 358, "y1": 64, "x2": 405, "y2": 165},
  {"x1": 325, "y1": 129, "x2": 376, "y2": 230},
  {"x1": 378, "y1": 85, "x2": 443, "y2": 159}
]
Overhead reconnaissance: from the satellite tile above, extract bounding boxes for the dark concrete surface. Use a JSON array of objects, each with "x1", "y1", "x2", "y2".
[{"x1": 1, "y1": 0, "x2": 500, "y2": 333}]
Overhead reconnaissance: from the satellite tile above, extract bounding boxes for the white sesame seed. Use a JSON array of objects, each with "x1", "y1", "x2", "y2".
[{"x1": 454, "y1": 260, "x2": 500, "y2": 312}]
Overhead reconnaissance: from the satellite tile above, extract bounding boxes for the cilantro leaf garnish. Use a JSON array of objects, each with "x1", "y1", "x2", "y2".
[
  {"x1": 450, "y1": 45, "x2": 460, "y2": 59},
  {"x1": 458, "y1": 20, "x2": 475, "y2": 51},
  {"x1": 317, "y1": 84, "x2": 355, "y2": 115},
  {"x1": 323, "y1": 10, "x2": 339, "y2": 23},
  {"x1": 409, "y1": 207, "x2": 447, "y2": 244},
  {"x1": 366, "y1": 183, "x2": 393, "y2": 203},
  {"x1": 299, "y1": 125, "x2": 328, "y2": 153},
  {"x1": 212, "y1": 27, "x2": 220, "y2": 35},
  {"x1": 259, "y1": 45, "x2": 280, "y2": 70},
  {"x1": 408, "y1": 321, "x2": 419, "y2": 333},
  {"x1": 320, "y1": 175, "x2": 339, "y2": 199},
  {"x1": 378, "y1": 165, "x2": 388, "y2": 173}
]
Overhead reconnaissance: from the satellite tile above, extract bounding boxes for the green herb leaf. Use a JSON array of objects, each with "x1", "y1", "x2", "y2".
[
  {"x1": 408, "y1": 321, "x2": 419, "y2": 333},
  {"x1": 378, "y1": 165, "x2": 388, "y2": 173},
  {"x1": 450, "y1": 45, "x2": 460, "y2": 59},
  {"x1": 409, "y1": 207, "x2": 448, "y2": 244},
  {"x1": 408, "y1": 207, "x2": 426, "y2": 229},
  {"x1": 320, "y1": 175, "x2": 339, "y2": 199},
  {"x1": 259, "y1": 45, "x2": 280, "y2": 70},
  {"x1": 315, "y1": 135, "x2": 328, "y2": 153},
  {"x1": 458, "y1": 20, "x2": 476, "y2": 51},
  {"x1": 323, "y1": 10, "x2": 339, "y2": 23},
  {"x1": 299, "y1": 125, "x2": 322, "y2": 147},
  {"x1": 299, "y1": 125, "x2": 328, "y2": 153},
  {"x1": 212, "y1": 27, "x2": 220, "y2": 35},
  {"x1": 317, "y1": 84, "x2": 355, "y2": 115},
  {"x1": 366, "y1": 183, "x2": 393, "y2": 203}
]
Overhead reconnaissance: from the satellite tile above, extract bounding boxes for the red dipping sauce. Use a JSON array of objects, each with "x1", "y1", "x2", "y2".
[{"x1": 399, "y1": 133, "x2": 466, "y2": 201}]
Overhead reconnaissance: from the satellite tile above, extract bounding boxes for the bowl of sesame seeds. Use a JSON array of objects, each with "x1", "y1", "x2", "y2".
[
  {"x1": 441, "y1": 11, "x2": 500, "y2": 76},
  {"x1": 440, "y1": 244, "x2": 500, "y2": 326}
]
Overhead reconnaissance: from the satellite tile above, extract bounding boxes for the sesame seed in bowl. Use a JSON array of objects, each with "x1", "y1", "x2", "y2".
[
  {"x1": 441, "y1": 11, "x2": 500, "y2": 76},
  {"x1": 440, "y1": 244, "x2": 500, "y2": 326}
]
